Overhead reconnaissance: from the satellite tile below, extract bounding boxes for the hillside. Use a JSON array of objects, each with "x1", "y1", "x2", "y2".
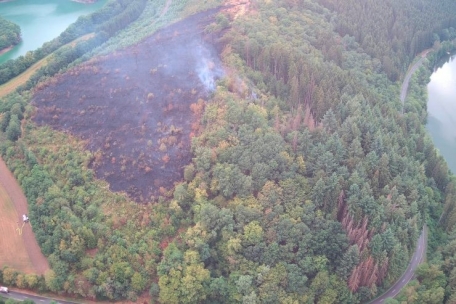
[
  {"x1": 0, "y1": 16, "x2": 20, "y2": 53},
  {"x1": 1, "y1": 0, "x2": 456, "y2": 303},
  {"x1": 32, "y1": 8, "x2": 223, "y2": 202}
]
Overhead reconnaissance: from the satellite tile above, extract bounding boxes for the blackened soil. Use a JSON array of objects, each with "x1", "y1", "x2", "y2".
[{"x1": 32, "y1": 8, "x2": 223, "y2": 202}]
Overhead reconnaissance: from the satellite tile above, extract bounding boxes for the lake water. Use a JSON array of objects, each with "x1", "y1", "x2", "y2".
[
  {"x1": 0, "y1": 0, "x2": 106, "y2": 64},
  {"x1": 427, "y1": 55, "x2": 456, "y2": 173}
]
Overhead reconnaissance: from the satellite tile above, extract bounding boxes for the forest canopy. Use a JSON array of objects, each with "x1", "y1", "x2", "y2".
[
  {"x1": 0, "y1": 16, "x2": 20, "y2": 52},
  {"x1": 1, "y1": 0, "x2": 456, "y2": 303}
]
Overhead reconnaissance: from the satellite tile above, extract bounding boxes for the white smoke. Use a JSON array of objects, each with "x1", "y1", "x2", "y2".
[{"x1": 195, "y1": 44, "x2": 224, "y2": 92}]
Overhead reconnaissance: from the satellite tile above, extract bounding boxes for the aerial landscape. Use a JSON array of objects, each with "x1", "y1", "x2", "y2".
[{"x1": 2, "y1": 0, "x2": 456, "y2": 303}]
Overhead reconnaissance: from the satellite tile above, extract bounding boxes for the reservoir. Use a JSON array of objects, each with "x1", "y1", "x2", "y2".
[
  {"x1": 427, "y1": 55, "x2": 456, "y2": 173},
  {"x1": 0, "y1": 0, "x2": 106, "y2": 64}
]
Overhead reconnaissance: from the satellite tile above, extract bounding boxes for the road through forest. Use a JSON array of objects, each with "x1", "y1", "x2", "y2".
[
  {"x1": 369, "y1": 226, "x2": 427, "y2": 303},
  {"x1": 369, "y1": 51, "x2": 430, "y2": 303},
  {"x1": 400, "y1": 51, "x2": 429, "y2": 112},
  {"x1": 1, "y1": 3, "x2": 429, "y2": 304},
  {"x1": 1, "y1": 290, "x2": 79, "y2": 304}
]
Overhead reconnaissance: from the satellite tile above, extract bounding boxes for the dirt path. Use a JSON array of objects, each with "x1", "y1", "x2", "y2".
[
  {"x1": 161, "y1": 0, "x2": 172, "y2": 17},
  {"x1": 0, "y1": 157, "x2": 49, "y2": 275},
  {"x1": 400, "y1": 50, "x2": 430, "y2": 114},
  {"x1": 150, "y1": 0, "x2": 172, "y2": 26}
]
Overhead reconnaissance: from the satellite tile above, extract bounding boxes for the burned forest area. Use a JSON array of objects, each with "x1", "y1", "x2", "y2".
[
  {"x1": 4, "y1": 0, "x2": 456, "y2": 301},
  {"x1": 32, "y1": 8, "x2": 224, "y2": 202}
]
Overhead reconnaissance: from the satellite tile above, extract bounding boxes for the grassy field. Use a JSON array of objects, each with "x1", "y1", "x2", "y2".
[
  {"x1": 0, "y1": 33, "x2": 95, "y2": 99},
  {"x1": 0, "y1": 56, "x2": 51, "y2": 98},
  {"x1": 0, "y1": 181, "x2": 35, "y2": 273}
]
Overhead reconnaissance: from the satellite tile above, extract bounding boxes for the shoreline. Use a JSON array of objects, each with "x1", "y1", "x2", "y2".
[
  {"x1": 0, "y1": 45, "x2": 13, "y2": 55},
  {"x1": 71, "y1": 0, "x2": 98, "y2": 3},
  {"x1": 0, "y1": 0, "x2": 98, "y2": 2}
]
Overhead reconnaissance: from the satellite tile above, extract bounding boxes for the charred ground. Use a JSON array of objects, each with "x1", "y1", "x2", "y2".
[{"x1": 32, "y1": 8, "x2": 224, "y2": 202}]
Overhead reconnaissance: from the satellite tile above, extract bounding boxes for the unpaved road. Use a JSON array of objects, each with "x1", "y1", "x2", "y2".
[
  {"x1": 400, "y1": 51, "x2": 429, "y2": 113},
  {"x1": 0, "y1": 157, "x2": 49, "y2": 274}
]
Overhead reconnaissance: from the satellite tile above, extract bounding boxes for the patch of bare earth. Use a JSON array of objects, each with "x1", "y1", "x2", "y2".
[
  {"x1": 0, "y1": 157, "x2": 50, "y2": 275},
  {"x1": 32, "y1": 8, "x2": 223, "y2": 202},
  {"x1": 224, "y1": 0, "x2": 253, "y2": 19}
]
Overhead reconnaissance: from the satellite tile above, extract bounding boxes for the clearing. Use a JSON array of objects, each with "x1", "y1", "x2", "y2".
[
  {"x1": 0, "y1": 33, "x2": 95, "y2": 98},
  {"x1": 0, "y1": 157, "x2": 49, "y2": 275}
]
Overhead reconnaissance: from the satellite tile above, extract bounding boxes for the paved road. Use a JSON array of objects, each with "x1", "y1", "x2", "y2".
[
  {"x1": 368, "y1": 50, "x2": 431, "y2": 304},
  {"x1": 1, "y1": 290, "x2": 79, "y2": 304},
  {"x1": 369, "y1": 226, "x2": 427, "y2": 304}
]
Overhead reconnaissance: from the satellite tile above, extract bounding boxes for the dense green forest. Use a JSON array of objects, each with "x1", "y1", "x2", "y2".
[
  {"x1": 318, "y1": 0, "x2": 456, "y2": 81},
  {"x1": 0, "y1": 16, "x2": 20, "y2": 52},
  {"x1": 0, "y1": 297, "x2": 33, "y2": 304},
  {"x1": 390, "y1": 54, "x2": 456, "y2": 303},
  {"x1": 1, "y1": 0, "x2": 456, "y2": 303}
]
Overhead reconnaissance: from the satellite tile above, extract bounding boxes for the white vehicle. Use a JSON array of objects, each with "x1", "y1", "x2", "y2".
[
  {"x1": 0, "y1": 286, "x2": 8, "y2": 293},
  {"x1": 22, "y1": 214, "x2": 29, "y2": 223}
]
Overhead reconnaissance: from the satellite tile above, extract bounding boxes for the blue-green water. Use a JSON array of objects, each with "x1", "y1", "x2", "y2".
[
  {"x1": 0, "y1": 0, "x2": 106, "y2": 64},
  {"x1": 427, "y1": 55, "x2": 456, "y2": 173}
]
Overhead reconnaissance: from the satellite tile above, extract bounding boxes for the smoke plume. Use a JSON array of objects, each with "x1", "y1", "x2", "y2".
[{"x1": 195, "y1": 43, "x2": 224, "y2": 92}]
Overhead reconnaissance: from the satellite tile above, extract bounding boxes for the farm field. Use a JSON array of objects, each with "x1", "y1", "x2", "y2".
[
  {"x1": 0, "y1": 56, "x2": 50, "y2": 98},
  {"x1": 0, "y1": 178, "x2": 34, "y2": 273},
  {"x1": 0, "y1": 158, "x2": 49, "y2": 274}
]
